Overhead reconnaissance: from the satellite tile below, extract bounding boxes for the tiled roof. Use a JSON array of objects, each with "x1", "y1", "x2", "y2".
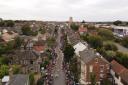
[
  {"x1": 33, "y1": 46, "x2": 45, "y2": 52},
  {"x1": 111, "y1": 60, "x2": 128, "y2": 84},
  {"x1": 111, "y1": 60, "x2": 126, "y2": 75},
  {"x1": 78, "y1": 27, "x2": 87, "y2": 32}
]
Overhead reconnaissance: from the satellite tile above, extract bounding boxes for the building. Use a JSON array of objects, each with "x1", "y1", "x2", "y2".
[
  {"x1": 69, "y1": 17, "x2": 73, "y2": 24},
  {"x1": 33, "y1": 40, "x2": 46, "y2": 54},
  {"x1": 9, "y1": 49, "x2": 40, "y2": 73},
  {"x1": 73, "y1": 42, "x2": 88, "y2": 56},
  {"x1": 1, "y1": 30, "x2": 18, "y2": 42},
  {"x1": 66, "y1": 28, "x2": 81, "y2": 45},
  {"x1": 78, "y1": 25, "x2": 88, "y2": 35},
  {"x1": 79, "y1": 49, "x2": 110, "y2": 85},
  {"x1": 112, "y1": 26, "x2": 128, "y2": 37},
  {"x1": 110, "y1": 60, "x2": 128, "y2": 85}
]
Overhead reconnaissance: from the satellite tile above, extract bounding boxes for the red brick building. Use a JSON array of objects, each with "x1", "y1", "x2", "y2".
[{"x1": 80, "y1": 49, "x2": 110, "y2": 85}]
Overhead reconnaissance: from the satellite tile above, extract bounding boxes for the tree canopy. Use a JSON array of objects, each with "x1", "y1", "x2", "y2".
[
  {"x1": 98, "y1": 29, "x2": 114, "y2": 40},
  {"x1": 87, "y1": 35, "x2": 103, "y2": 49},
  {"x1": 70, "y1": 23, "x2": 79, "y2": 31},
  {"x1": 121, "y1": 36, "x2": 128, "y2": 48},
  {"x1": 0, "y1": 65, "x2": 9, "y2": 78},
  {"x1": 103, "y1": 42, "x2": 118, "y2": 51},
  {"x1": 63, "y1": 44, "x2": 75, "y2": 62},
  {"x1": 113, "y1": 20, "x2": 122, "y2": 26}
]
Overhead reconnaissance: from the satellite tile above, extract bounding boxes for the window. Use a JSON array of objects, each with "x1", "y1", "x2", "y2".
[
  {"x1": 95, "y1": 58, "x2": 98, "y2": 63},
  {"x1": 100, "y1": 65, "x2": 104, "y2": 72},
  {"x1": 100, "y1": 73, "x2": 104, "y2": 78},
  {"x1": 89, "y1": 65, "x2": 93, "y2": 72}
]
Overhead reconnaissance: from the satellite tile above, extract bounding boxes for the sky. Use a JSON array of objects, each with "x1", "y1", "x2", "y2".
[{"x1": 0, "y1": 0, "x2": 128, "y2": 21}]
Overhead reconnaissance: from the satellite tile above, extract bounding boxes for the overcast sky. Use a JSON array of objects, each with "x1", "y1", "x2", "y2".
[{"x1": 0, "y1": 0, "x2": 128, "y2": 21}]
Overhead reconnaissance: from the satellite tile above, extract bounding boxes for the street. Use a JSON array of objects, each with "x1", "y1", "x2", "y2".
[{"x1": 53, "y1": 27, "x2": 66, "y2": 85}]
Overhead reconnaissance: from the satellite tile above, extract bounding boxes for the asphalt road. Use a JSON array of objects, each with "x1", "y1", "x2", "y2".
[{"x1": 53, "y1": 27, "x2": 66, "y2": 85}]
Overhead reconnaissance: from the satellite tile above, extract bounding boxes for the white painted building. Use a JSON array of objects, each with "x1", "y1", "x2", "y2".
[{"x1": 112, "y1": 26, "x2": 128, "y2": 37}]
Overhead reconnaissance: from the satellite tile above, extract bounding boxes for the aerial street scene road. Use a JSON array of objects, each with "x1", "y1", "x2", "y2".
[{"x1": 0, "y1": 0, "x2": 128, "y2": 85}]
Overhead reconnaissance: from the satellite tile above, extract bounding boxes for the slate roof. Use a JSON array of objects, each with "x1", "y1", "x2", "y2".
[
  {"x1": 10, "y1": 74, "x2": 28, "y2": 85},
  {"x1": 67, "y1": 29, "x2": 81, "y2": 45},
  {"x1": 9, "y1": 50, "x2": 39, "y2": 61},
  {"x1": 79, "y1": 48, "x2": 96, "y2": 64}
]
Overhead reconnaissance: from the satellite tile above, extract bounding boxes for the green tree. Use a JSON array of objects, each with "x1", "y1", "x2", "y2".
[
  {"x1": 0, "y1": 21, "x2": 5, "y2": 27},
  {"x1": 0, "y1": 43, "x2": 6, "y2": 54},
  {"x1": 113, "y1": 20, "x2": 122, "y2": 26},
  {"x1": 122, "y1": 36, "x2": 128, "y2": 48},
  {"x1": 87, "y1": 25, "x2": 96, "y2": 31},
  {"x1": 90, "y1": 73, "x2": 96, "y2": 85},
  {"x1": 0, "y1": 65, "x2": 9, "y2": 78},
  {"x1": 0, "y1": 56, "x2": 9, "y2": 65},
  {"x1": 5, "y1": 20, "x2": 15, "y2": 27},
  {"x1": 14, "y1": 37, "x2": 23, "y2": 48},
  {"x1": 87, "y1": 35, "x2": 103, "y2": 49},
  {"x1": 29, "y1": 73, "x2": 35, "y2": 85},
  {"x1": 103, "y1": 42, "x2": 118, "y2": 51},
  {"x1": 12, "y1": 65, "x2": 20, "y2": 74},
  {"x1": 98, "y1": 29, "x2": 114, "y2": 40},
  {"x1": 69, "y1": 57, "x2": 80, "y2": 82},
  {"x1": 5, "y1": 40, "x2": 15, "y2": 52},
  {"x1": 46, "y1": 37, "x2": 55, "y2": 47},
  {"x1": 105, "y1": 51, "x2": 116, "y2": 61},
  {"x1": 63, "y1": 44, "x2": 75, "y2": 62},
  {"x1": 70, "y1": 23, "x2": 79, "y2": 31},
  {"x1": 21, "y1": 24, "x2": 32, "y2": 36},
  {"x1": 39, "y1": 28, "x2": 46, "y2": 34}
]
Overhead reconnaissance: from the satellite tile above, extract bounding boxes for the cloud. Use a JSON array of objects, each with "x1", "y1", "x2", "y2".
[{"x1": 0, "y1": 0, "x2": 128, "y2": 21}]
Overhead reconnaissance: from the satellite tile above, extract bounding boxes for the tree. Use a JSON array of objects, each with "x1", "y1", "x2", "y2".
[
  {"x1": 0, "y1": 43, "x2": 6, "y2": 54},
  {"x1": 21, "y1": 24, "x2": 32, "y2": 36},
  {"x1": 87, "y1": 25, "x2": 96, "y2": 31},
  {"x1": 103, "y1": 42, "x2": 118, "y2": 51},
  {"x1": 113, "y1": 20, "x2": 122, "y2": 26},
  {"x1": 46, "y1": 37, "x2": 55, "y2": 47},
  {"x1": 29, "y1": 73, "x2": 35, "y2": 85},
  {"x1": 5, "y1": 20, "x2": 15, "y2": 27},
  {"x1": 14, "y1": 37, "x2": 23, "y2": 48},
  {"x1": 87, "y1": 35, "x2": 103, "y2": 49},
  {"x1": 82, "y1": 20, "x2": 85, "y2": 23},
  {"x1": 0, "y1": 21, "x2": 5, "y2": 27},
  {"x1": 122, "y1": 36, "x2": 128, "y2": 48},
  {"x1": 90, "y1": 73, "x2": 96, "y2": 85},
  {"x1": 98, "y1": 29, "x2": 114, "y2": 40},
  {"x1": 0, "y1": 56, "x2": 9, "y2": 65},
  {"x1": 105, "y1": 51, "x2": 116, "y2": 61},
  {"x1": 63, "y1": 44, "x2": 75, "y2": 62},
  {"x1": 12, "y1": 65, "x2": 20, "y2": 74},
  {"x1": 69, "y1": 57, "x2": 80, "y2": 82},
  {"x1": 0, "y1": 65, "x2": 9, "y2": 78},
  {"x1": 5, "y1": 40, "x2": 15, "y2": 52},
  {"x1": 115, "y1": 52, "x2": 128, "y2": 68},
  {"x1": 70, "y1": 23, "x2": 79, "y2": 31},
  {"x1": 39, "y1": 28, "x2": 46, "y2": 34}
]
